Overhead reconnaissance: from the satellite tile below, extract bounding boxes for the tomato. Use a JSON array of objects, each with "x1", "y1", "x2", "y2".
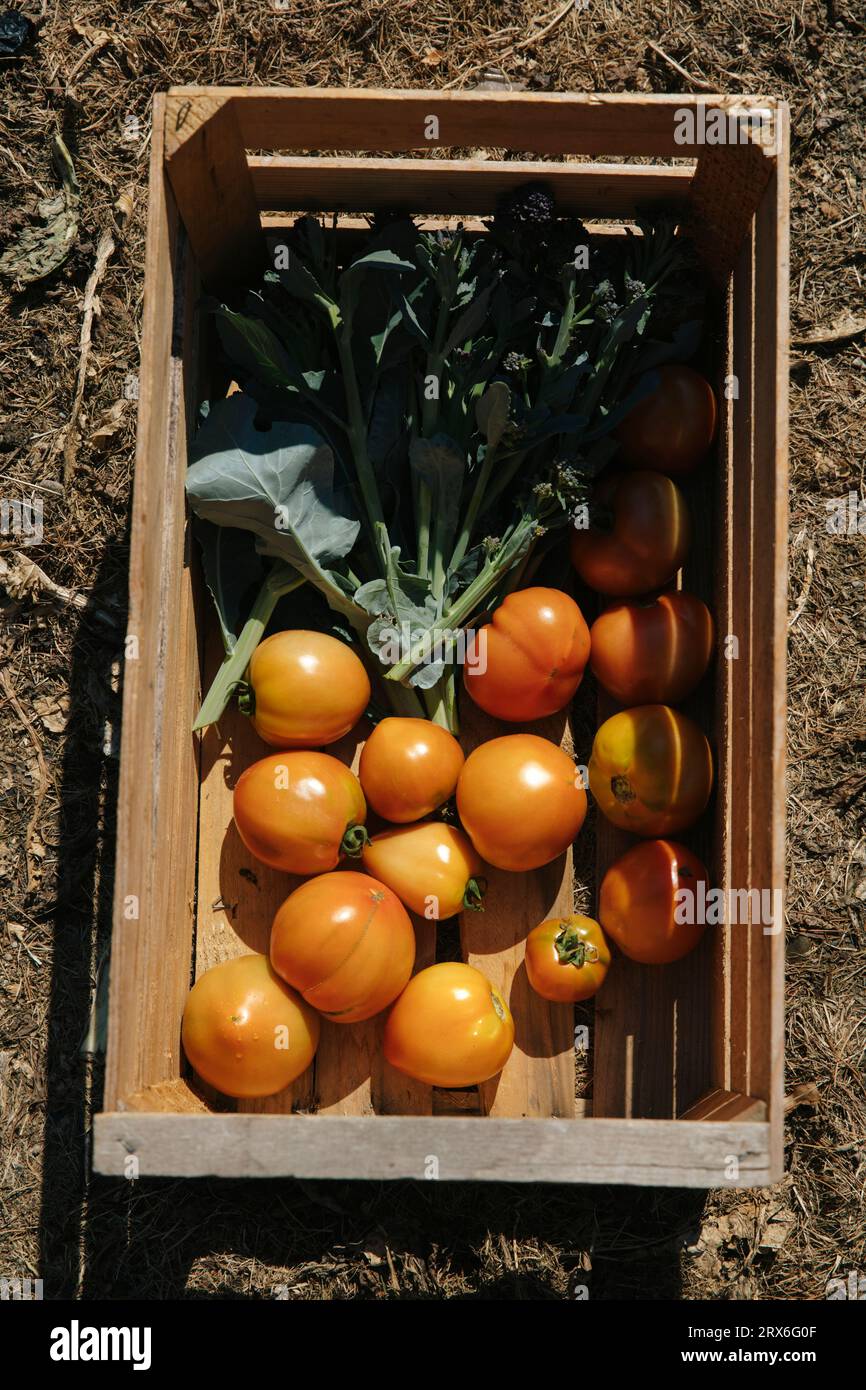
[
  {"x1": 599, "y1": 838, "x2": 709, "y2": 963},
  {"x1": 589, "y1": 591, "x2": 714, "y2": 705},
  {"x1": 233, "y1": 750, "x2": 366, "y2": 875},
  {"x1": 570, "y1": 469, "x2": 690, "y2": 597},
  {"x1": 589, "y1": 704, "x2": 713, "y2": 836},
  {"x1": 362, "y1": 822, "x2": 485, "y2": 921},
  {"x1": 270, "y1": 870, "x2": 415, "y2": 1022},
  {"x1": 616, "y1": 365, "x2": 717, "y2": 475},
  {"x1": 524, "y1": 915, "x2": 611, "y2": 1002},
  {"x1": 383, "y1": 962, "x2": 514, "y2": 1087},
  {"x1": 457, "y1": 733, "x2": 586, "y2": 871},
  {"x1": 358, "y1": 717, "x2": 464, "y2": 823},
  {"x1": 181, "y1": 953, "x2": 319, "y2": 1098},
  {"x1": 463, "y1": 586, "x2": 591, "y2": 722},
  {"x1": 246, "y1": 629, "x2": 370, "y2": 748}
]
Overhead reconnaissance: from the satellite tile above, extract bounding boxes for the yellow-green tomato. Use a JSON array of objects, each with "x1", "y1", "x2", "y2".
[{"x1": 246, "y1": 629, "x2": 370, "y2": 747}]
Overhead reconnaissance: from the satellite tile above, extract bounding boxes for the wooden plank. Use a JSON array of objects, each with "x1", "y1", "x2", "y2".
[
  {"x1": 93, "y1": 1112, "x2": 775, "y2": 1187},
  {"x1": 459, "y1": 703, "x2": 576, "y2": 1119},
  {"x1": 748, "y1": 104, "x2": 788, "y2": 1180},
  {"x1": 680, "y1": 1088, "x2": 767, "y2": 1123},
  {"x1": 164, "y1": 96, "x2": 266, "y2": 285},
  {"x1": 103, "y1": 95, "x2": 201, "y2": 1110},
  {"x1": 248, "y1": 156, "x2": 693, "y2": 216},
  {"x1": 166, "y1": 88, "x2": 780, "y2": 160}
]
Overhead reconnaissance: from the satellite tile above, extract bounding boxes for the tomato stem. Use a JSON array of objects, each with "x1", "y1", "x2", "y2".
[
  {"x1": 341, "y1": 823, "x2": 369, "y2": 858},
  {"x1": 463, "y1": 876, "x2": 487, "y2": 913},
  {"x1": 554, "y1": 925, "x2": 598, "y2": 969}
]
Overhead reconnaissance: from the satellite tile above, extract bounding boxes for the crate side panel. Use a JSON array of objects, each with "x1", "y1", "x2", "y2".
[
  {"x1": 104, "y1": 97, "x2": 201, "y2": 1108},
  {"x1": 93, "y1": 1112, "x2": 774, "y2": 1187}
]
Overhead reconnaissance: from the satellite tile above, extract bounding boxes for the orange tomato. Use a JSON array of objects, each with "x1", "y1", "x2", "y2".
[
  {"x1": 616, "y1": 365, "x2": 717, "y2": 475},
  {"x1": 524, "y1": 915, "x2": 611, "y2": 1002},
  {"x1": 362, "y1": 822, "x2": 485, "y2": 920},
  {"x1": 181, "y1": 953, "x2": 319, "y2": 1098},
  {"x1": 457, "y1": 733, "x2": 587, "y2": 871},
  {"x1": 599, "y1": 838, "x2": 709, "y2": 963},
  {"x1": 358, "y1": 717, "x2": 464, "y2": 823},
  {"x1": 570, "y1": 469, "x2": 690, "y2": 597},
  {"x1": 247, "y1": 629, "x2": 370, "y2": 747},
  {"x1": 383, "y1": 962, "x2": 514, "y2": 1087},
  {"x1": 589, "y1": 591, "x2": 714, "y2": 705},
  {"x1": 463, "y1": 586, "x2": 591, "y2": 722},
  {"x1": 270, "y1": 870, "x2": 415, "y2": 1022},
  {"x1": 589, "y1": 704, "x2": 713, "y2": 836},
  {"x1": 233, "y1": 750, "x2": 366, "y2": 875}
]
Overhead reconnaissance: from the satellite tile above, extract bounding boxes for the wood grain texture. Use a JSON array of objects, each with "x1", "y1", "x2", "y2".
[
  {"x1": 680, "y1": 1087, "x2": 767, "y2": 1123},
  {"x1": 103, "y1": 95, "x2": 202, "y2": 1110},
  {"x1": 248, "y1": 156, "x2": 693, "y2": 216},
  {"x1": 459, "y1": 703, "x2": 576, "y2": 1119},
  {"x1": 93, "y1": 1112, "x2": 773, "y2": 1186},
  {"x1": 165, "y1": 96, "x2": 266, "y2": 285},
  {"x1": 166, "y1": 87, "x2": 781, "y2": 159}
]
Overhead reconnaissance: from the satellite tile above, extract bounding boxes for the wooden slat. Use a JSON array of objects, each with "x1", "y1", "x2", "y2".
[
  {"x1": 748, "y1": 105, "x2": 788, "y2": 1177},
  {"x1": 680, "y1": 1087, "x2": 766, "y2": 1123},
  {"x1": 459, "y1": 703, "x2": 576, "y2": 1119},
  {"x1": 93, "y1": 1112, "x2": 774, "y2": 1187},
  {"x1": 164, "y1": 96, "x2": 266, "y2": 285},
  {"x1": 248, "y1": 156, "x2": 694, "y2": 216},
  {"x1": 165, "y1": 88, "x2": 779, "y2": 160},
  {"x1": 103, "y1": 96, "x2": 201, "y2": 1110}
]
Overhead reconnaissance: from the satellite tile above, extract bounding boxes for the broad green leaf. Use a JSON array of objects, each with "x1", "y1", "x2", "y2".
[
  {"x1": 193, "y1": 519, "x2": 266, "y2": 653},
  {"x1": 475, "y1": 381, "x2": 511, "y2": 449},
  {"x1": 443, "y1": 284, "x2": 494, "y2": 355},
  {"x1": 409, "y1": 434, "x2": 465, "y2": 561}
]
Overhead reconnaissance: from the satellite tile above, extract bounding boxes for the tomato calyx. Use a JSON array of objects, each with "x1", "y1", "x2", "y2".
[
  {"x1": 554, "y1": 925, "x2": 599, "y2": 970},
  {"x1": 341, "y1": 823, "x2": 370, "y2": 858},
  {"x1": 462, "y1": 876, "x2": 488, "y2": 913},
  {"x1": 610, "y1": 774, "x2": 636, "y2": 804},
  {"x1": 236, "y1": 680, "x2": 254, "y2": 716}
]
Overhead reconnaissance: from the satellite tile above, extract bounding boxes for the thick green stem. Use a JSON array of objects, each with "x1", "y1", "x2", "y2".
[
  {"x1": 193, "y1": 566, "x2": 305, "y2": 732},
  {"x1": 335, "y1": 322, "x2": 390, "y2": 574},
  {"x1": 449, "y1": 443, "x2": 498, "y2": 575},
  {"x1": 417, "y1": 290, "x2": 454, "y2": 578}
]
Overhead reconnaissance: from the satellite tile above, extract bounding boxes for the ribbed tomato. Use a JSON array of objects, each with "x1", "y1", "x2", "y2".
[
  {"x1": 181, "y1": 953, "x2": 320, "y2": 1098},
  {"x1": 599, "y1": 838, "x2": 709, "y2": 963},
  {"x1": 233, "y1": 750, "x2": 366, "y2": 875},
  {"x1": 589, "y1": 704, "x2": 713, "y2": 836},
  {"x1": 457, "y1": 733, "x2": 586, "y2": 871},
  {"x1": 246, "y1": 629, "x2": 370, "y2": 747},
  {"x1": 463, "y1": 586, "x2": 590, "y2": 722},
  {"x1": 362, "y1": 822, "x2": 485, "y2": 920},
  {"x1": 383, "y1": 962, "x2": 514, "y2": 1087},
  {"x1": 358, "y1": 717, "x2": 464, "y2": 823},
  {"x1": 589, "y1": 591, "x2": 714, "y2": 705},
  {"x1": 570, "y1": 469, "x2": 690, "y2": 597},
  {"x1": 270, "y1": 871, "x2": 415, "y2": 1023},
  {"x1": 616, "y1": 365, "x2": 717, "y2": 475},
  {"x1": 524, "y1": 915, "x2": 611, "y2": 1002}
]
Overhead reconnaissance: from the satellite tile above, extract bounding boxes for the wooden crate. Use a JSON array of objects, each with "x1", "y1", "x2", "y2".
[{"x1": 93, "y1": 89, "x2": 788, "y2": 1186}]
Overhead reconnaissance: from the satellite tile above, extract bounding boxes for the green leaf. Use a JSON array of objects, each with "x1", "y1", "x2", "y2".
[
  {"x1": 193, "y1": 519, "x2": 266, "y2": 653},
  {"x1": 443, "y1": 284, "x2": 494, "y2": 355},
  {"x1": 269, "y1": 256, "x2": 333, "y2": 312},
  {"x1": 409, "y1": 434, "x2": 465, "y2": 561},
  {"x1": 475, "y1": 381, "x2": 511, "y2": 449},
  {"x1": 185, "y1": 394, "x2": 362, "y2": 621}
]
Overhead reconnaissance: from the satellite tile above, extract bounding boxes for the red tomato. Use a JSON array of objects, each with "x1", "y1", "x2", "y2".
[
  {"x1": 457, "y1": 733, "x2": 587, "y2": 871},
  {"x1": 616, "y1": 365, "x2": 717, "y2": 475},
  {"x1": 233, "y1": 750, "x2": 366, "y2": 875},
  {"x1": 589, "y1": 704, "x2": 713, "y2": 836},
  {"x1": 358, "y1": 717, "x2": 464, "y2": 823},
  {"x1": 246, "y1": 629, "x2": 370, "y2": 748},
  {"x1": 599, "y1": 838, "x2": 709, "y2": 963},
  {"x1": 463, "y1": 586, "x2": 590, "y2": 722},
  {"x1": 524, "y1": 915, "x2": 611, "y2": 1002},
  {"x1": 181, "y1": 953, "x2": 320, "y2": 1098},
  {"x1": 270, "y1": 871, "x2": 416, "y2": 1023},
  {"x1": 570, "y1": 469, "x2": 691, "y2": 597},
  {"x1": 362, "y1": 822, "x2": 485, "y2": 920},
  {"x1": 589, "y1": 591, "x2": 714, "y2": 705},
  {"x1": 383, "y1": 962, "x2": 514, "y2": 1087}
]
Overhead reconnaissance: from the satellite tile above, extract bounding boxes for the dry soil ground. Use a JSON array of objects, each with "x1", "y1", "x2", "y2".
[{"x1": 0, "y1": 0, "x2": 864, "y2": 1300}]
